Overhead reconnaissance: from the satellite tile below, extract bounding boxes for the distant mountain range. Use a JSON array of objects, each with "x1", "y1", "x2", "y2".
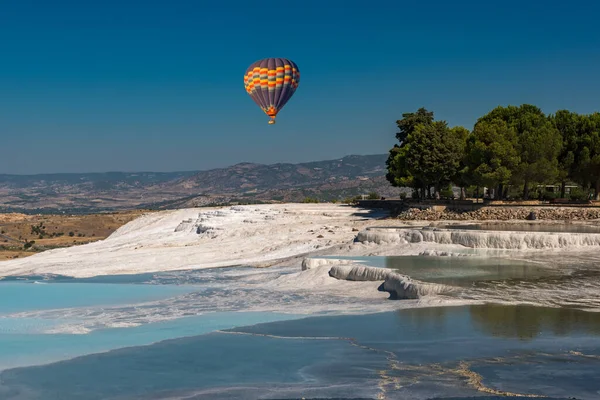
[{"x1": 0, "y1": 154, "x2": 401, "y2": 214}]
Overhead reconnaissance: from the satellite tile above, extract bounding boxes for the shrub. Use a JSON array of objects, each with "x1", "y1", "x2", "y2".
[
  {"x1": 342, "y1": 196, "x2": 361, "y2": 204},
  {"x1": 399, "y1": 192, "x2": 407, "y2": 200},
  {"x1": 367, "y1": 192, "x2": 379, "y2": 200},
  {"x1": 540, "y1": 191, "x2": 557, "y2": 201},
  {"x1": 569, "y1": 188, "x2": 588, "y2": 201},
  {"x1": 440, "y1": 187, "x2": 454, "y2": 199},
  {"x1": 441, "y1": 190, "x2": 454, "y2": 199}
]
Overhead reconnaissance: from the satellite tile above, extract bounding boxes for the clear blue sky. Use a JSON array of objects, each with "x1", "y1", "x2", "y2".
[{"x1": 1, "y1": 0, "x2": 599, "y2": 174}]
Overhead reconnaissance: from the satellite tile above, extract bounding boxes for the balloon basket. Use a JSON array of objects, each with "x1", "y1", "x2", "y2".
[{"x1": 268, "y1": 120, "x2": 276, "y2": 125}]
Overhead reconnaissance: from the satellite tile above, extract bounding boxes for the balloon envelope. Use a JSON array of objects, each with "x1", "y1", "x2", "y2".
[{"x1": 244, "y1": 58, "x2": 300, "y2": 124}]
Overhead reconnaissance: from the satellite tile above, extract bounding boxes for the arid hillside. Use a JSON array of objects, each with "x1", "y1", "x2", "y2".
[
  {"x1": 0, "y1": 154, "x2": 399, "y2": 213},
  {"x1": 0, "y1": 211, "x2": 148, "y2": 260}
]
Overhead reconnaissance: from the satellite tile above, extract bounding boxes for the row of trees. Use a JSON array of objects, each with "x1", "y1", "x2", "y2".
[{"x1": 385, "y1": 105, "x2": 600, "y2": 200}]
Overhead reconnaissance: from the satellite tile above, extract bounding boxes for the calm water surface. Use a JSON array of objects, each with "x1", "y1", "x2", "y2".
[
  {"x1": 1, "y1": 304, "x2": 599, "y2": 400},
  {"x1": 2, "y1": 251, "x2": 600, "y2": 400}
]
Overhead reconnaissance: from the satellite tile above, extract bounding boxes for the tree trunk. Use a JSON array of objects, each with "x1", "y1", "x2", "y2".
[
  {"x1": 595, "y1": 180, "x2": 600, "y2": 201},
  {"x1": 460, "y1": 187, "x2": 466, "y2": 200},
  {"x1": 497, "y1": 184, "x2": 504, "y2": 200},
  {"x1": 560, "y1": 181, "x2": 566, "y2": 199},
  {"x1": 427, "y1": 186, "x2": 432, "y2": 199},
  {"x1": 503, "y1": 185, "x2": 509, "y2": 199},
  {"x1": 523, "y1": 181, "x2": 530, "y2": 200},
  {"x1": 476, "y1": 186, "x2": 480, "y2": 203}
]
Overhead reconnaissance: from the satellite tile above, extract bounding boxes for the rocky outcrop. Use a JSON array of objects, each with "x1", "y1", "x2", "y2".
[
  {"x1": 328, "y1": 264, "x2": 452, "y2": 300},
  {"x1": 301, "y1": 258, "x2": 356, "y2": 271},
  {"x1": 377, "y1": 276, "x2": 450, "y2": 300}
]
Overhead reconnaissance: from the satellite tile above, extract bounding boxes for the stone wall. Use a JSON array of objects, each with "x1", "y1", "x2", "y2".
[{"x1": 396, "y1": 206, "x2": 600, "y2": 221}]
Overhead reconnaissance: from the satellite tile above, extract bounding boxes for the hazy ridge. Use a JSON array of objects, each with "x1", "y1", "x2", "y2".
[{"x1": 0, "y1": 154, "x2": 397, "y2": 213}]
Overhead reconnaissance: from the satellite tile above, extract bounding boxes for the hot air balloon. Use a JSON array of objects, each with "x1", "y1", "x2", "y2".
[{"x1": 244, "y1": 58, "x2": 300, "y2": 124}]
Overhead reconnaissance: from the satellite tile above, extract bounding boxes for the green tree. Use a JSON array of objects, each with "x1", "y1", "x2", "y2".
[
  {"x1": 517, "y1": 119, "x2": 562, "y2": 199},
  {"x1": 577, "y1": 113, "x2": 600, "y2": 200},
  {"x1": 449, "y1": 126, "x2": 471, "y2": 199},
  {"x1": 465, "y1": 119, "x2": 520, "y2": 199},
  {"x1": 476, "y1": 104, "x2": 562, "y2": 199},
  {"x1": 386, "y1": 108, "x2": 435, "y2": 198},
  {"x1": 404, "y1": 121, "x2": 466, "y2": 198},
  {"x1": 550, "y1": 110, "x2": 581, "y2": 197},
  {"x1": 394, "y1": 107, "x2": 434, "y2": 143},
  {"x1": 386, "y1": 145, "x2": 415, "y2": 188}
]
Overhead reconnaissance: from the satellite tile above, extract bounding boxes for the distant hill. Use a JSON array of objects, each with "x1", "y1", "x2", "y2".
[
  {"x1": 0, "y1": 154, "x2": 399, "y2": 213},
  {"x1": 165, "y1": 154, "x2": 387, "y2": 192},
  {"x1": 0, "y1": 171, "x2": 197, "y2": 190}
]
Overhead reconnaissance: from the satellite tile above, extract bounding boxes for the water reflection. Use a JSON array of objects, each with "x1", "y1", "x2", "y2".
[
  {"x1": 3, "y1": 304, "x2": 600, "y2": 400},
  {"x1": 469, "y1": 304, "x2": 600, "y2": 340},
  {"x1": 384, "y1": 256, "x2": 553, "y2": 286},
  {"x1": 397, "y1": 304, "x2": 600, "y2": 341}
]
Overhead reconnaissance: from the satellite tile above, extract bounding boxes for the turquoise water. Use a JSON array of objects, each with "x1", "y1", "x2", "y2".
[
  {"x1": 0, "y1": 281, "x2": 195, "y2": 314},
  {"x1": 1, "y1": 305, "x2": 599, "y2": 400},
  {"x1": 0, "y1": 279, "x2": 302, "y2": 370},
  {"x1": 0, "y1": 311, "x2": 300, "y2": 371},
  {"x1": 2, "y1": 263, "x2": 600, "y2": 399}
]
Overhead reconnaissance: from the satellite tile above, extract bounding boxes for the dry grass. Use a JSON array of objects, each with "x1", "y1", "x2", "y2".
[
  {"x1": 0, "y1": 250, "x2": 33, "y2": 261},
  {"x1": 0, "y1": 210, "x2": 151, "y2": 260}
]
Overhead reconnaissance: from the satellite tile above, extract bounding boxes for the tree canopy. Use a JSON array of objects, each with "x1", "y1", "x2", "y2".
[{"x1": 386, "y1": 105, "x2": 600, "y2": 200}]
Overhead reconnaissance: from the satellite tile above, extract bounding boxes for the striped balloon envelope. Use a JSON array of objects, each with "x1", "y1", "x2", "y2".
[{"x1": 244, "y1": 58, "x2": 300, "y2": 124}]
